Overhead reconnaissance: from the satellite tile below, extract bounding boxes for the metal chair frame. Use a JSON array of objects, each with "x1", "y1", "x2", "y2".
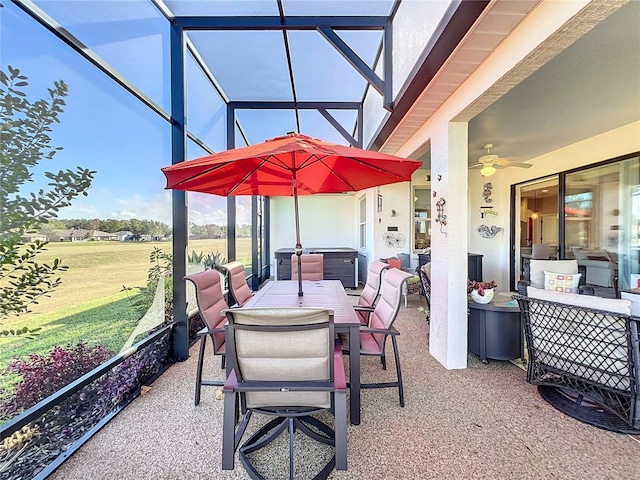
[
  {"x1": 185, "y1": 269, "x2": 229, "y2": 406},
  {"x1": 222, "y1": 307, "x2": 347, "y2": 479},
  {"x1": 348, "y1": 268, "x2": 413, "y2": 407}
]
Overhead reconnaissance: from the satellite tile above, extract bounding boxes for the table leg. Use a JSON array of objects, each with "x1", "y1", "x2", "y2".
[{"x1": 349, "y1": 325, "x2": 361, "y2": 425}]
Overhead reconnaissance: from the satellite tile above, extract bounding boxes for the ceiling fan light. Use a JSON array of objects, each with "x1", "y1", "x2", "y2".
[{"x1": 481, "y1": 164, "x2": 496, "y2": 177}]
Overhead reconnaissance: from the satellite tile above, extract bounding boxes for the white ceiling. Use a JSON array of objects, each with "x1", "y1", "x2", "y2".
[
  {"x1": 391, "y1": 1, "x2": 640, "y2": 167},
  {"x1": 467, "y1": 0, "x2": 640, "y2": 165}
]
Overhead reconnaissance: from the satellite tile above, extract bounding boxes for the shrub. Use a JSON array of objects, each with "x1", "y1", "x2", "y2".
[
  {"x1": 0, "y1": 342, "x2": 114, "y2": 421},
  {"x1": 0, "y1": 333, "x2": 171, "y2": 480}
]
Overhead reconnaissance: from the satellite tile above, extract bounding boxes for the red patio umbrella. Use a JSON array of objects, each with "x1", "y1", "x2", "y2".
[{"x1": 162, "y1": 132, "x2": 422, "y2": 295}]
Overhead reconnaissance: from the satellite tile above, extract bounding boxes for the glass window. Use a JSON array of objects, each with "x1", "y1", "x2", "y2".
[
  {"x1": 236, "y1": 197, "x2": 252, "y2": 267},
  {"x1": 31, "y1": 0, "x2": 170, "y2": 111},
  {"x1": 565, "y1": 156, "x2": 640, "y2": 291},
  {"x1": 2, "y1": 2, "x2": 171, "y2": 398},
  {"x1": 413, "y1": 187, "x2": 431, "y2": 251},
  {"x1": 514, "y1": 177, "x2": 559, "y2": 278},
  {"x1": 186, "y1": 52, "x2": 227, "y2": 152}
]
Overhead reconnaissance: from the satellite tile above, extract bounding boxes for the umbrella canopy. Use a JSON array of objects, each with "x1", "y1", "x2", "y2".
[
  {"x1": 162, "y1": 132, "x2": 422, "y2": 295},
  {"x1": 162, "y1": 133, "x2": 421, "y2": 196}
]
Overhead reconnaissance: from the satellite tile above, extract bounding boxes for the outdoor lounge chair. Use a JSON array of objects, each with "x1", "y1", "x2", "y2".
[
  {"x1": 350, "y1": 260, "x2": 389, "y2": 325},
  {"x1": 221, "y1": 307, "x2": 347, "y2": 479},
  {"x1": 184, "y1": 269, "x2": 229, "y2": 406},
  {"x1": 515, "y1": 288, "x2": 639, "y2": 434},
  {"x1": 291, "y1": 253, "x2": 324, "y2": 280},
  {"x1": 345, "y1": 267, "x2": 413, "y2": 407},
  {"x1": 220, "y1": 261, "x2": 253, "y2": 307}
]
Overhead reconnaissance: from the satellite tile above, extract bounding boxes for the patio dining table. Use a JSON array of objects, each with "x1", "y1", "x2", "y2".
[{"x1": 243, "y1": 279, "x2": 362, "y2": 425}]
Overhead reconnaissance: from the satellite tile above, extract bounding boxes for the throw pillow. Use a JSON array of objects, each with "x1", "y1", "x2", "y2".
[{"x1": 543, "y1": 271, "x2": 581, "y2": 293}]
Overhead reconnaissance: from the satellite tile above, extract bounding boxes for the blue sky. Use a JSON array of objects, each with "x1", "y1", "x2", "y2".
[
  {"x1": 2, "y1": 1, "x2": 385, "y2": 227},
  {"x1": 1, "y1": 1, "x2": 246, "y2": 226}
]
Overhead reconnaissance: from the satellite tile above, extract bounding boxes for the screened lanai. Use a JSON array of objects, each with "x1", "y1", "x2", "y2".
[
  {"x1": 2, "y1": 1, "x2": 640, "y2": 478},
  {"x1": 3, "y1": 0, "x2": 489, "y2": 361}
]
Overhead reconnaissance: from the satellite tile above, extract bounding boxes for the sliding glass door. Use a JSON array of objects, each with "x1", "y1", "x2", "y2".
[
  {"x1": 511, "y1": 153, "x2": 639, "y2": 294},
  {"x1": 565, "y1": 155, "x2": 640, "y2": 291}
]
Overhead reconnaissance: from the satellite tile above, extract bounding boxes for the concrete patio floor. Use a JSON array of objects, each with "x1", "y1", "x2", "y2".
[{"x1": 50, "y1": 295, "x2": 639, "y2": 479}]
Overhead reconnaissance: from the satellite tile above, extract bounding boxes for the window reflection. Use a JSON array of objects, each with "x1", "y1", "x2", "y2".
[
  {"x1": 565, "y1": 156, "x2": 640, "y2": 291},
  {"x1": 413, "y1": 187, "x2": 430, "y2": 251}
]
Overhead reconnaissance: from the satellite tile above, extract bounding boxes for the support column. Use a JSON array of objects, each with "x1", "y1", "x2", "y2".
[
  {"x1": 170, "y1": 22, "x2": 188, "y2": 361},
  {"x1": 429, "y1": 122, "x2": 469, "y2": 369}
]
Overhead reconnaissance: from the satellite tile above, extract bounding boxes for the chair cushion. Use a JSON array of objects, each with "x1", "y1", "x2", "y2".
[
  {"x1": 529, "y1": 260, "x2": 578, "y2": 289},
  {"x1": 406, "y1": 275, "x2": 420, "y2": 285},
  {"x1": 527, "y1": 286, "x2": 631, "y2": 315},
  {"x1": 359, "y1": 332, "x2": 383, "y2": 355},
  {"x1": 387, "y1": 258, "x2": 402, "y2": 269},
  {"x1": 544, "y1": 271, "x2": 581, "y2": 293}
]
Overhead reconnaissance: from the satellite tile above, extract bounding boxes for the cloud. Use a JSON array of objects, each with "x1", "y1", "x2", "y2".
[{"x1": 58, "y1": 189, "x2": 252, "y2": 225}]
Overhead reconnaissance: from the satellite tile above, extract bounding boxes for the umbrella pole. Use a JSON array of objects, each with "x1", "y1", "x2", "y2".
[{"x1": 293, "y1": 172, "x2": 303, "y2": 296}]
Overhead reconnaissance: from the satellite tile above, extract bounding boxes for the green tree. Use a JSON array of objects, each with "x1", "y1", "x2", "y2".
[
  {"x1": 37, "y1": 218, "x2": 66, "y2": 237},
  {"x1": 0, "y1": 66, "x2": 95, "y2": 330}
]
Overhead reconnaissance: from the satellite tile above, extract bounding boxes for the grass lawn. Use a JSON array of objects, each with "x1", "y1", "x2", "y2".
[{"x1": 0, "y1": 238, "x2": 252, "y2": 387}]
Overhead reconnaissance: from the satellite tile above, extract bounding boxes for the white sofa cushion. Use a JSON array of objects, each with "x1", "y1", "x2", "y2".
[
  {"x1": 527, "y1": 286, "x2": 631, "y2": 315},
  {"x1": 529, "y1": 259, "x2": 578, "y2": 289}
]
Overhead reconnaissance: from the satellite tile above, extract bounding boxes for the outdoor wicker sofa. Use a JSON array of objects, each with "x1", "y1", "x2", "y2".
[{"x1": 515, "y1": 287, "x2": 640, "y2": 434}]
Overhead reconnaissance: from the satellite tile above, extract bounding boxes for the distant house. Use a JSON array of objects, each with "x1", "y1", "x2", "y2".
[
  {"x1": 20, "y1": 233, "x2": 48, "y2": 243},
  {"x1": 49, "y1": 229, "x2": 118, "y2": 242},
  {"x1": 89, "y1": 230, "x2": 118, "y2": 241},
  {"x1": 113, "y1": 230, "x2": 134, "y2": 241}
]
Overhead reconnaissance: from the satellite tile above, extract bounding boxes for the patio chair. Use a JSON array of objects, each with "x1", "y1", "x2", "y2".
[
  {"x1": 184, "y1": 269, "x2": 229, "y2": 406},
  {"x1": 220, "y1": 261, "x2": 253, "y2": 307},
  {"x1": 221, "y1": 307, "x2": 347, "y2": 479},
  {"x1": 417, "y1": 263, "x2": 431, "y2": 322},
  {"x1": 350, "y1": 260, "x2": 389, "y2": 325},
  {"x1": 532, "y1": 243, "x2": 551, "y2": 259},
  {"x1": 517, "y1": 259, "x2": 593, "y2": 296},
  {"x1": 291, "y1": 253, "x2": 324, "y2": 280},
  {"x1": 515, "y1": 289, "x2": 639, "y2": 434},
  {"x1": 383, "y1": 257, "x2": 420, "y2": 307},
  {"x1": 346, "y1": 267, "x2": 413, "y2": 407}
]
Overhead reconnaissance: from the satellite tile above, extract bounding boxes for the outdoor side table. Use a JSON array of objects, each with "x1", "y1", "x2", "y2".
[{"x1": 467, "y1": 292, "x2": 523, "y2": 363}]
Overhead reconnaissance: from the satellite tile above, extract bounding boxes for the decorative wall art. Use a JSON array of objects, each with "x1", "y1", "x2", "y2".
[
  {"x1": 480, "y1": 206, "x2": 499, "y2": 219},
  {"x1": 383, "y1": 231, "x2": 406, "y2": 248},
  {"x1": 482, "y1": 182, "x2": 493, "y2": 203},
  {"x1": 435, "y1": 197, "x2": 447, "y2": 237},
  {"x1": 476, "y1": 225, "x2": 503, "y2": 238},
  {"x1": 432, "y1": 173, "x2": 447, "y2": 237}
]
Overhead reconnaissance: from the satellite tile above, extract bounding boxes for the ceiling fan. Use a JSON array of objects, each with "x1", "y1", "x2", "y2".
[{"x1": 470, "y1": 144, "x2": 532, "y2": 176}]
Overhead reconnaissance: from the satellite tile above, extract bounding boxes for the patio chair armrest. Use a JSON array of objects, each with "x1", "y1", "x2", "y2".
[
  {"x1": 353, "y1": 305, "x2": 374, "y2": 313},
  {"x1": 223, "y1": 369, "x2": 238, "y2": 392},
  {"x1": 516, "y1": 280, "x2": 529, "y2": 296},
  {"x1": 578, "y1": 285, "x2": 595, "y2": 295},
  {"x1": 333, "y1": 339, "x2": 347, "y2": 391},
  {"x1": 197, "y1": 326, "x2": 226, "y2": 336},
  {"x1": 360, "y1": 326, "x2": 399, "y2": 336}
]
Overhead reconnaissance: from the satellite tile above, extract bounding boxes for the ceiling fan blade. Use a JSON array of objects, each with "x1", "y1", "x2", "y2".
[{"x1": 495, "y1": 157, "x2": 529, "y2": 166}]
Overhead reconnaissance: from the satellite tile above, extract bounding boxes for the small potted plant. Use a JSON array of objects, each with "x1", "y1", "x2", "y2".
[{"x1": 467, "y1": 279, "x2": 498, "y2": 304}]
